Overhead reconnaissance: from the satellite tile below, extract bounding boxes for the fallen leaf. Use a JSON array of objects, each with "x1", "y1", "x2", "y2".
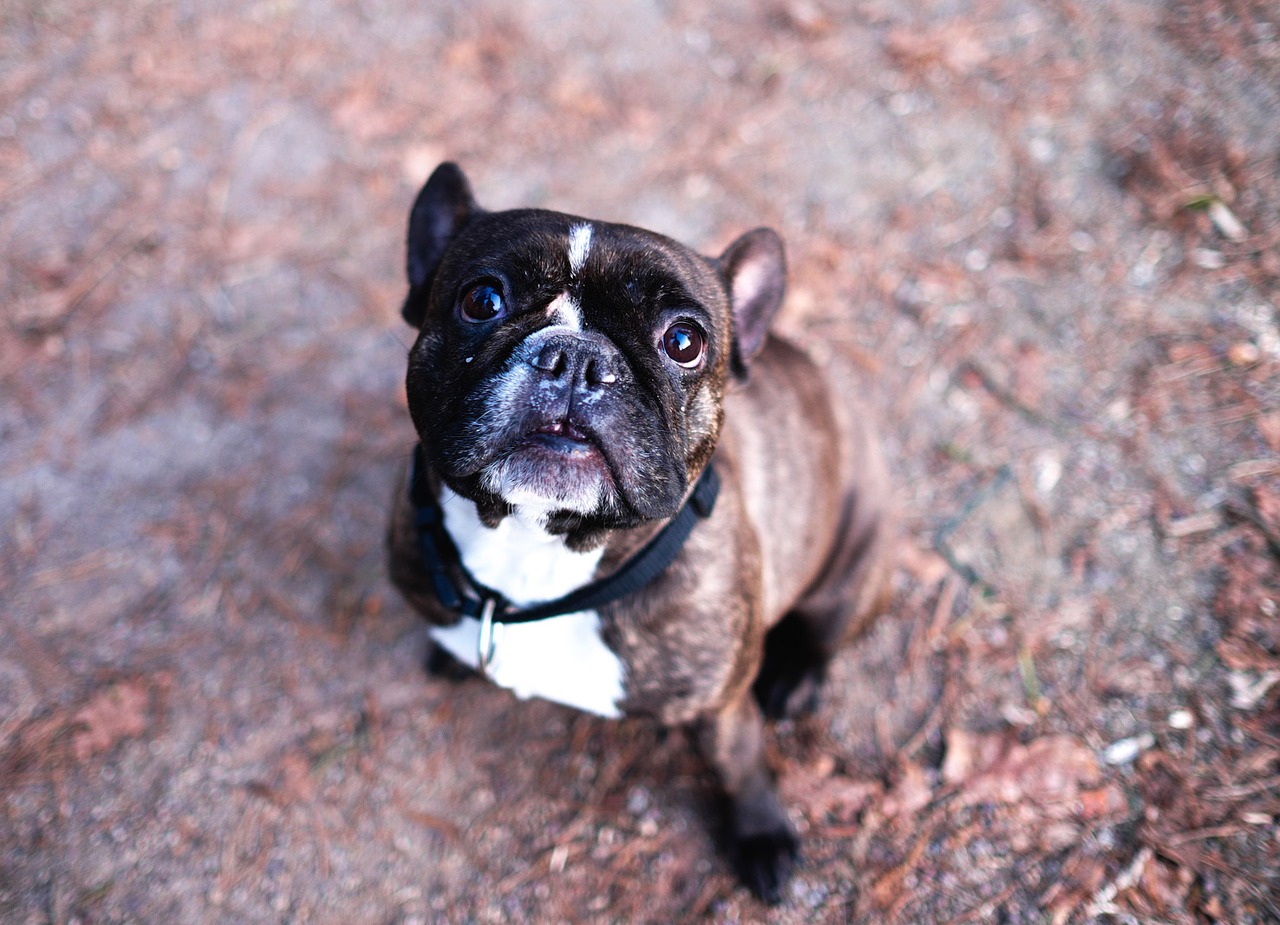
[
  {"x1": 277, "y1": 751, "x2": 316, "y2": 803},
  {"x1": 881, "y1": 761, "x2": 933, "y2": 817},
  {"x1": 941, "y1": 726, "x2": 1005, "y2": 785},
  {"x1": 782, "y1": 755, "x2": 882, "y2": 822},
  {"x1": 885, "y1": 21, "x2": 992, "y2": 76},
  {"x1": 1228, "y1": 670, "x2": 1280, "y2": 710},
  {"x1": 1139, "y1": 853, "x2": 1195, "y2": 917},
  {"x1": 72, "y1": 680, "x2": 150, "y2": 761},
  {"x1": 1080, "y1": 785, "x2": 1128, "y2": 820},
  {"x1": 1256, "y1": 414, "x2": 1280, "y2": 453},
  {"x1": 943, "y1": 730, "x2": 1104, "y2": 812},
  {"x1": 1254, "y1": 485, "x2": 1280, "y2": 538},
  {"x1": 898, "y1": 541, "x2": 950, "y2": 585},
  {"x1": 801, "y1": 775, "x2": 881, "y2": 823},
  {"x1": 1216, "y1": 636, "x2": 1278, "y2": 672}
]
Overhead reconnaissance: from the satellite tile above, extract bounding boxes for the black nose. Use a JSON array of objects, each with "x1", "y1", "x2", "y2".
[{"x1": 529, "y1": 334, "x2": 620, "y2": 389}]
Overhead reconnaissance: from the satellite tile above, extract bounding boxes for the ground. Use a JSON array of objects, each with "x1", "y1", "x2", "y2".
[{"x1": 2, "y1": 1, "x2": 1279, "y2": 922}]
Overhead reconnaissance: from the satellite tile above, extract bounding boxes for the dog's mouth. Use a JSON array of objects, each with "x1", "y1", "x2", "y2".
[
  {"x1": 523, "y1": 418, "x2": 602, "y2": 456},
  {"x1": 480, "y1": 416, "x2": 617, "y2": 515},
  {"x1": 517, "y1": 418, "x2": 612, "y2": 473}
]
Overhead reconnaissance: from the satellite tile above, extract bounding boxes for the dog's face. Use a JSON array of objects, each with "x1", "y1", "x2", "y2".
[{"x1": 401, "y1": 164, "x2": 785, "y2": 535}]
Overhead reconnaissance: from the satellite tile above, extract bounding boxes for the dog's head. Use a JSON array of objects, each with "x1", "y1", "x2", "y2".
[{"x1": 400, "y1": 163, "x2": 785, "y2": 538}]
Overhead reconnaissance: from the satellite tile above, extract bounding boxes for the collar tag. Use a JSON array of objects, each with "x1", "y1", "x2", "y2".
[{"x1": 476, "y1": 597, "x2": 501, "y2": 676}]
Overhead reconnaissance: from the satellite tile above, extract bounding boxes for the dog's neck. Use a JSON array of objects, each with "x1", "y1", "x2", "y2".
[
  {"x1": 438, "y1": 487, "x2": 606, "y2": 606},
  {"x1": 461, "y1": 480, "x2": 644, "y2": 553}
]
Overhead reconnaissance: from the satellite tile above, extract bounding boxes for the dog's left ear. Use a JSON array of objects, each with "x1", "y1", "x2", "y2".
[
  {"x1": 402, "y1": 162, "x2": 481, "y2": 328},
  {"x1": 718, "y1": 228, "x2": 786, "y2": 380}
]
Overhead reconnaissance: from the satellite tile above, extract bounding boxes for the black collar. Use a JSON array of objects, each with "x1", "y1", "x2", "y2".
[{"x1": 410, "y1": 444, "x2": 720, "y2": 626}]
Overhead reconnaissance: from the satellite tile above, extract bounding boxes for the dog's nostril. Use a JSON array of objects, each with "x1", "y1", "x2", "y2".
[
  {"x1": 531, "y1": 339, "x2": 618, "y2": 386},
  {"x1": 531, "y1": 345, "x2": 566, "y2": 376},
  {"x1": 585, "y1": 355, "x2": 619, "y2": 386}
]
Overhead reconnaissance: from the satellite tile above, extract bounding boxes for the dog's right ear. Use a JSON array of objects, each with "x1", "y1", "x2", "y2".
[
  {"x1": 402, "y1": 162, "x2": 480, "y2": 328},
  {"x1": 718, "y1": 227, "x2": 786, "y2": 381}
]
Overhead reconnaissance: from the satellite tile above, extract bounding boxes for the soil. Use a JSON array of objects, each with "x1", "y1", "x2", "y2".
[{"x1": 2, "y1": 1, "x2": 1278, "y2": 922}]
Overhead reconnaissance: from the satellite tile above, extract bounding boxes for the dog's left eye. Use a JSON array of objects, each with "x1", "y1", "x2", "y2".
[
  {"x1": 460, "y1": 283, "x2": 504, "y2": 322},
  {"x1": 661, "y1": 321, "x2": 705, "y2": 368}
]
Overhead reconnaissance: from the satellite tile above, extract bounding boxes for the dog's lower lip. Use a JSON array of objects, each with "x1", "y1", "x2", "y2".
[{"x1": 527, "y1": 432, "x2": 597, "y2": 456}]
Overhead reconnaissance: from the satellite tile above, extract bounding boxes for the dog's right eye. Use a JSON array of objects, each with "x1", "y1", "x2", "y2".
[{"x1": 459, "y1": 283, "x2": 504, "y2": 322}]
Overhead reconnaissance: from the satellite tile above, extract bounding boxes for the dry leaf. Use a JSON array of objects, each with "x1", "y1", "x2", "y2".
[
  {"x1": 1254, "y1": 485, "x2": 1280, "y2": 538},
  {"x1": 1080, "y1": 785, "x2": 1128, "y2": 820},
  {"x1": 782, "y1": 755, "x2": 882, "y2": 822},
  {"x1": 1216, "y1": 636, "x2": 1279, "y2": 673},
  {"x1": 885, "y1": 21, "x2": 992, "y2": 76},
  {"x1": 943, "y1": 730, "x2": 1104, "y2": 813},
  {"x1": 1139, "y1": 853, "x2": 1195, "y2": 915},
  {"x1": 277, "y1": 751, "x2": 316, "y2": 804},
  {"x1": 1257, "y1": 414, "x2": 1280, "y2": 453},
  {"x1": 72, "y1": 680, "x2": 150, "y2": 761},
  {"x1": 882, "y1": 761, "x2": 933, "y2": 817},
  {"x1": 899, "y1": 541, "x2": 950, "y2": 585}
]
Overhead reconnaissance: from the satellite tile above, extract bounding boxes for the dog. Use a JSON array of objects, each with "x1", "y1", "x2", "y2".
[{"x1": 386, "y1": 163, "x2": 894, "y2": 903}]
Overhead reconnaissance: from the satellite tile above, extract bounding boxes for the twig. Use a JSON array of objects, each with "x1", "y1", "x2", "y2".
[
  {"x1": 1085, "y1": 845, "x2": 1152, "y2": 917},
  {"x1": 933, "y1": 464, "x2": 1014, "y2": 591},
  {"x1": 1166, "y1": 823, "x2": 1249, "y2": 846},
  {"x1": 1204, "y1": 774, "x2": 1280, "y2": 801},
  {"x1": 955, "y1": 360, "x2": 1068, "y2": 436}
]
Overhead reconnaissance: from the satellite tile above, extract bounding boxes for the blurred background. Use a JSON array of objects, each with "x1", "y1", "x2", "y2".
[{"x1": 2, "y1": 1, "x2": 1278, "y2": 922}]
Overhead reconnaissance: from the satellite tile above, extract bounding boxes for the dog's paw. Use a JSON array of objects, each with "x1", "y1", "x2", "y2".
[
  {"x1": 734, "y1": 826, "x2": 800, "y2": 905},
  {"x1": 423, "y1": 642, "x2": 476, "y2": 682}
]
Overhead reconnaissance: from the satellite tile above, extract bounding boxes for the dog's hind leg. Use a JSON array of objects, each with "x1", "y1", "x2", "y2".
[
  {"x1": 752, "y1": 609, "x2": 828, "y2": 719},
  {"x1": 753, "y1": 503, "x2": 894, "y2": 720}
]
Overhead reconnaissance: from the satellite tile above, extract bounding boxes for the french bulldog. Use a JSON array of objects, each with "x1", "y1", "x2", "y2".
[{"x1": 386, "y1": 163, "x2": 894, "y2": 903}]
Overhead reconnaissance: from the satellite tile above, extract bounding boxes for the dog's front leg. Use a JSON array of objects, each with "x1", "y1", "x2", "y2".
[{"x1": 699, "y1": 690, "x2": 798, "y2": 904}]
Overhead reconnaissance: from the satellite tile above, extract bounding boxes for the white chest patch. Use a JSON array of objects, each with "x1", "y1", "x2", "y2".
[{"x1": 426, "y1": 490, "x2": 627, "y2": 718}]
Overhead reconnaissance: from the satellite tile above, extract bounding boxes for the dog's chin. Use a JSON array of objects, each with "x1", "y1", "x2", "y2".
[{"x1": 481, "y1": 434, "x2": 615, "y2": 522}]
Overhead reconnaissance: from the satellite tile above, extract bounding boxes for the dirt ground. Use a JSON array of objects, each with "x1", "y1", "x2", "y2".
[{"x1": 2, "y1": 0, "x2": 1279, "y2": 922}]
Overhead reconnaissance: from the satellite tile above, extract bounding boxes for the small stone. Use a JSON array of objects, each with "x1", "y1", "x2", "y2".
[
  {"x1": 1103, "y1": 734, "x2": 1154, "y2": 765},
  {"x1": 1209, "y1": 200, "x2": 1247, "y2": 242},
  {"x1": 1035, "y1": 453, "x2": 1063, "y2": 496},
  {"x1": 548, "y1": 844, "x2": 568, "y2": 873},
  {"x1": 1228, "y1": 341, "x2": 1260, "y2": 365},
  {"x1": 159, "y1": 147, "x2": 184, "y2": 171},
  {"x1": 1068, "y1": 231, "x2": 1095, "y2": 252},
  {"x1": 1029, "y1": 136, "x2": 1055, "y2": 163},
  {"x1": 1190, "y1": 248, "x2": 1225, "y2": 269}
]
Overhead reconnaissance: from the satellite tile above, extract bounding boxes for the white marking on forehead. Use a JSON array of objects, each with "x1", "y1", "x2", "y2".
[
  {"x1": 546, "y1": 292, "x2": 582, "y2": 331},
  {"x1": 568, "y1": 223, "x2": 593, "y2": 278}
]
